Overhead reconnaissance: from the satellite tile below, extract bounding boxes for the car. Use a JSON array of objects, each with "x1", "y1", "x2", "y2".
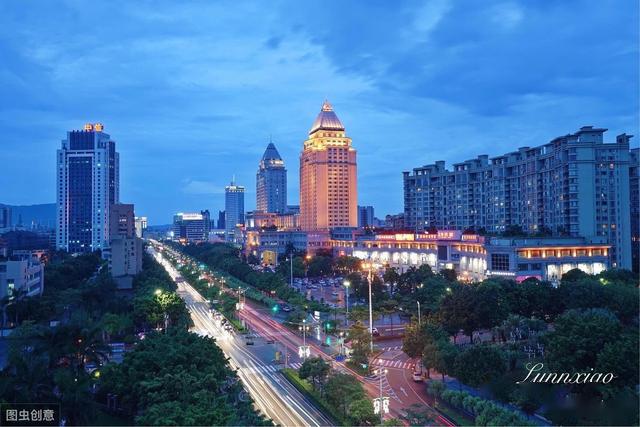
[
  {"x1": 372, "y1": 327, "x2": 380, "y2": 336},
  {"x1": 281, "y1": 305, "x2": 292, "y2": 312},
  {"x1": 245, "y1": 340, "x2": 255, "y2": 345},
  {"x1": 331, "y1": 291, "x2": 339, "y2": 297}
]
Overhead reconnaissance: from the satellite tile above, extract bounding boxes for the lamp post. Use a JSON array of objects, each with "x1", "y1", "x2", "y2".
[
  {"x1": 298, "y1": 319, "x2": 310, "y2": 359},
  {"x1": 417, "y1": 301, "x2": 421, "y2": 328},
  {"x1": 363, "y1": 262, "x2": 374, "y2": 353},
  {"x1": 375, "y1": 367, "x2": 388, "y2": 424},
  {"x1": 290, "y1": 255, "x2": 293, "y2": 287},
  {"x1": 343, "y1": 280, "x2": 350, "y2": 328}
]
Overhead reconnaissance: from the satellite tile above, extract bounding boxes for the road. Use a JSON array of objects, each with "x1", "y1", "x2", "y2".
[
  {"x1": 150, "y1": 247, "x2": 334, "y2": 427},
  {"x1": 152, "y1": 241, "x2": 452, "y2": 426}
]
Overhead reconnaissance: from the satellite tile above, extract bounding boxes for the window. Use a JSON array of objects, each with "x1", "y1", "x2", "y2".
[{"x1": 491, "y1": 253, "x2": 510, "y2": 271}]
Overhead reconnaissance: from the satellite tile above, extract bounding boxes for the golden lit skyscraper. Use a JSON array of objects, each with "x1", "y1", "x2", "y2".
[{"x1": 300, "y1": 100, "x2": 357, "y2": 231}]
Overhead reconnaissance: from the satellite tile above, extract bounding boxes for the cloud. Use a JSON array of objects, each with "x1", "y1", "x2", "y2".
[
  {"x1": 181, "y1": 180, "x2": 227, "y2": 195},
  {"x1": 0, "y1": 0, "x2": 637, "y2": 223}
]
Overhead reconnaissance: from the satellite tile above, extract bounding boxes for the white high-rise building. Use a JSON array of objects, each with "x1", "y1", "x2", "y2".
[{"x1": 56, "y1": 123, "x2": 119, "y2": 253}]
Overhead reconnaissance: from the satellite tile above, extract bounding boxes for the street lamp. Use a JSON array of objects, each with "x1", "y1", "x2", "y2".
[
  {"x1": 343, "y1": 280, "x2": 350, "y2": 328},
  {"x1": 362, "y1": 262, "x2": 374, "y2": 352},
  {"x1": 373, "y1": 367, "x2": 389, "y2": 423},
  {"x1": 417, "y1": 301, "x2": 421, "y2": 328},
  {"x1": 298, "y1": 319, "x2": 311, "y2": 359}
]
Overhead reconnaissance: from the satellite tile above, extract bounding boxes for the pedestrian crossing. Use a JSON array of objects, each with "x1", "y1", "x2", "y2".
[
  {"x1": 365, "y1": 369, "x2": 401, "y2": 402},
  {"x1": 372, "y1": 358, "x2": 413, "y2": 370},
  {"x1": 237, "y1": 362, "x2": 302, "y2": 375},
  {"x1": 380, "y1": 345, "x2": 402, "y2": 351}
]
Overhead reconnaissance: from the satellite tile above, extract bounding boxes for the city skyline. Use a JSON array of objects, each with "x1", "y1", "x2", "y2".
[{"x1": 0, "y1": 1, "x2": 638, "y2": 224}]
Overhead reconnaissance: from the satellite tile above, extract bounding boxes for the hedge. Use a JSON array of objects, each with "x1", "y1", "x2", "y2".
[{"x1": 429, "y1": 381, "x2": 536, "y2": 426}]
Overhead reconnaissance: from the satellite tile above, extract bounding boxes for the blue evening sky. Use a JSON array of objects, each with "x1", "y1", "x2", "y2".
[{"x1": 0, "y1": 1, "x2": 638, "y2": 224}]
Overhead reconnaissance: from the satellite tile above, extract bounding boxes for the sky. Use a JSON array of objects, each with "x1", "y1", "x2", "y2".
[{"x1": 0, "y1": 0, "x2": 638, "y2": 225}]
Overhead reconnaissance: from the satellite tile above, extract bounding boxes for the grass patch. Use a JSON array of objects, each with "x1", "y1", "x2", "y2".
[{"x1": 281, "y1": 368, "x2": 347, "y2": 426}]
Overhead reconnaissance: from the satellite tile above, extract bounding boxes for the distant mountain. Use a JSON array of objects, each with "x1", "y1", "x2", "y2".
[{"x1": 0, "y1": 203, "x2": 56, "y2": 229}]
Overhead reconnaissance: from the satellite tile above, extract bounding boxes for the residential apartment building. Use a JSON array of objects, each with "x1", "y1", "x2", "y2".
[
  {"x1": 403, "y1": 127, "x2": 632, "y2": 269},
  {"x1": 629, "y1": 148, "x2": 639, "y2": 272}
]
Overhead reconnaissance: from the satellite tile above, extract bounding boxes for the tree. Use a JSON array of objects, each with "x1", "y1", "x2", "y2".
[
  {"x1": 404, "y1": 403, "x2": 434, "y2": 426},
  {"x1": 298, "y1": 357, "x2": 330, "y2": 393},
  {"x1": 423, "y1": 338, "x2": 458, "y2": 381},
  {"x1": 544, "y1": 308, "x2": 621, "y2": 374},
  {"x1": 324, "y1": 373, "x2": 366, "y2": 417},
  {"x1": 453, "y1": 345, "x2": 506, "y2": 387},
  {"x1": 348, "y1": 323, "x2": 372, "y2": 366},
  {"x1": 402, "y1": 321, "x2": 424, "y2": 359},
  {"x1": 439, "y1": 268, "x2": 457, "y2": 282},
  {"x1": 596, "y1": 329, "x2": 639, "y2": 396},
  {"x1": 334, "y1": 256, "x2": 362, "y2": 274},
  {"x1": 438, "y1": 284, "x2": 478, "y2": 341},
  {"x1": 473, "y1": 281, "x2": 509, "y2": 331},
  {"x1": 348, "y1": 398, "x2": 377, "y2": 425},
  {"x1": 307, "y1": 256, "x2": 333, "y2": 277}
]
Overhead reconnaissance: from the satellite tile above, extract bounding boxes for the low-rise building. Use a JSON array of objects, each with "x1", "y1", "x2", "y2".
[
  {"x1": 329, "y1": 230, "x2": 610, "y2": 283},
  {"x1": 0, "y1": 254, "x2": 44, "y2": 300}
]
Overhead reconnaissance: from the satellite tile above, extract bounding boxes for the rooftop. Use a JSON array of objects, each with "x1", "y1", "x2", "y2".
[{"x1": 309, "y1": 100, "x2": 345, "y2": 135}]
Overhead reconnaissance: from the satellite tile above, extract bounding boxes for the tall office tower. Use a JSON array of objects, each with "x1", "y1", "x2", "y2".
[
  {"x1": 217, "y1": 210, "x2": 225, "y2": 230},
  {"x1": 256, "y1": 142, "x2": 287, "y2": 213},
  {"x1": 56, "y1": 123, "x2": 119, "y2": 253},
  {"x1": 629, "y1": 147, "x2": 639, "y2": 273},
  {"x1": 357, "y1": 205, "x2": 375, "y2": 228},
  {"x1": 403, "y1": 126, "x2": 633, "y2": 269},
  {"x1": 300, "y1": 100, "x2": 357, "y2": 231},
  {"x1": 225, "y1": 180, "x2": 245, "y2": 241}
]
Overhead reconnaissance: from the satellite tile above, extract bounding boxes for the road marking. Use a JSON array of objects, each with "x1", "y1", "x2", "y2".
[{"x1": 400, "y1": 387, "x2": 409, "y2": 397}]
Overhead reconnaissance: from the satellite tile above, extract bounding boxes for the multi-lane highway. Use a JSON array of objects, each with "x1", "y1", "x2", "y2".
[
  {"x1": 151, "y1": 241, "x2": 453, "y2": 426},
  {"x1": 150, "y1": 246, "x2": 334, "y2": 427}
]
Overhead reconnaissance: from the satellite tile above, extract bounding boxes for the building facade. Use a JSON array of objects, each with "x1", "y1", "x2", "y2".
[
  {"x1": 629, "y1": 148, "x2": 639, "y2": 273},
  {"x1": 330, "y1": 231, "x2": 609, "y2": 283},
  {"x1": 256, "y1": 142, "x2": 287, "y2": 214},
  {"x1": 300, "y1": 101, "x2": 357, "y2": 231},
  {"x1": 0, "y1": 254, "x2": 44, "y2": 300},
  {"x1": 403, "y1": 127, "x2": 632, "y2": 269},
  {"x1": 108, "y1": 204, "x2": 142, "y2": 288},
  {"x1": 173, "y1": 211, "x2": 211, "y2": 242},
  {"x1": 225, "y1": 181, "x2": 245, "y2": 241},
  {"x1": 134, "y1": 216, "x2": 148, "y2": 238},
  {"x1": 56, "y1": 123, "x2": 119, "y2": 253},
  {"x1": 358, "y1": 205, "x2": 374, "y2": 228}
]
